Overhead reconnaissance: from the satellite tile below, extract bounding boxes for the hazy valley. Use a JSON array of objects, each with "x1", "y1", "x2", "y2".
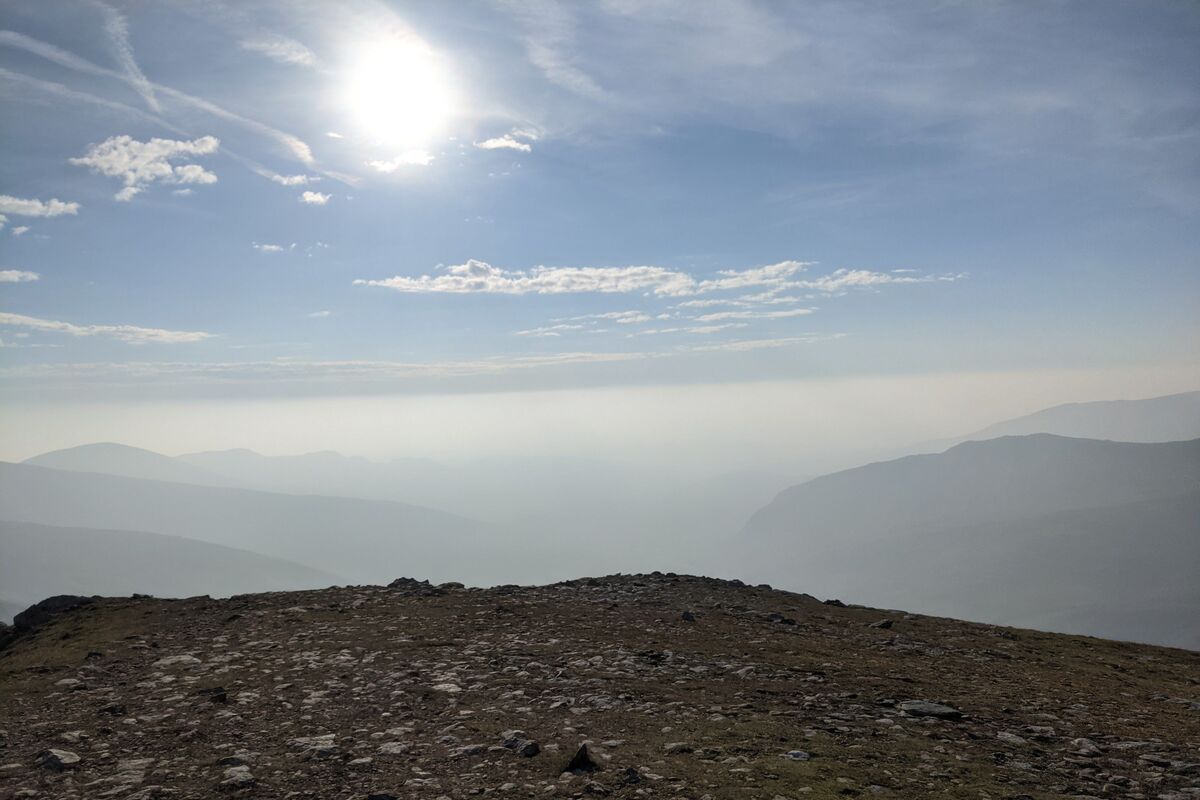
[{"x1": 3, "y1": 390, "x2": 1198, "y2": 649}]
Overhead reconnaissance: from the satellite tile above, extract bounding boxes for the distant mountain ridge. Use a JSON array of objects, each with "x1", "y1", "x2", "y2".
[
  {"x1": 0, "y1": 461, "x2": 513, "y2": 587},
  {"x1": 25, "y1": 442, "x2": 231, "y2": 486},
  {"x1": 894, "y1": 390, "x2": 1200, "y2": 459},
  {"x1": 746, "y1": 434, "x2": 1200, "y2": 544},
  {"x1": 0, "y1": 520, "x2": 341, "y2": 622},
  {"x1": 968, "y1": 390, "x2": 1200, "y2": 442},
  {"x1": 739, "y1": 434, "x2": 1200, "y2": 648}
]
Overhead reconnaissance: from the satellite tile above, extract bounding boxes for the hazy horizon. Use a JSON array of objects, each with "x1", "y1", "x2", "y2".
[{"x1": 4, "y1": 367, "x2": 1198, "y2": 472}]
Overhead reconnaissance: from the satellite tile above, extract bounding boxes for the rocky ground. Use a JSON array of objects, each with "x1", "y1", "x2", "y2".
[{"x1": 0, "y1": 574, "x2": 1198, "y2": 800}]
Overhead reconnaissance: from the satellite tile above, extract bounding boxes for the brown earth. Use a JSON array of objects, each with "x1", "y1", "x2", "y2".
[{"x1": 0, "y1": 573, "x2": 1198, "y2": 799}]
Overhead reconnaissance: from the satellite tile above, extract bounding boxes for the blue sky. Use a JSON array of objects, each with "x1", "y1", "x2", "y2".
[{"x1": 0, "y1": 0, "x2": 1197, "y2": 407}]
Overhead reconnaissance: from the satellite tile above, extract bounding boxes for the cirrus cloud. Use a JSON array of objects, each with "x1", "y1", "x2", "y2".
[
  {"x1": 0, "y1": 311, "x2": 213, "y2": 344},
  {"x1": 795, "y1": 268, "x2": 967, "y2": 292},
  {"x1": 240, "y1": 34, "x2": 317, "y2": 67},
  {"x1": 694, "y1": 308, "x2": 814, "y2": 323}
]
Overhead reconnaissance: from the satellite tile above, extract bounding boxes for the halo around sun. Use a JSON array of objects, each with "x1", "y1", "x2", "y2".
[{"x1": 343, "y1": 37, "x2": 454, "y2": 148}]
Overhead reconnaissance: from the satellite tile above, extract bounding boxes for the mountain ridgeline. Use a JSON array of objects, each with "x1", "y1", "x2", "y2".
[
  {"x1": 739, "y1": 435, "x2": 1200, "y2": 648},
  {"x1": 965, "y1": 390, "x2": 1200, "y2": 443},
  {"x1": 1, "y1": 390, "x2": 1198, "y2": 648},
  {"x1": 747, "y1": 435, "x2": 1200, "y2": 542}
]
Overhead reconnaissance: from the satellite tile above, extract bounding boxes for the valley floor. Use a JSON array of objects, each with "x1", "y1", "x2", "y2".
[{"x1": 1, "y1": 574, "x2": 1198, "y2": 799}]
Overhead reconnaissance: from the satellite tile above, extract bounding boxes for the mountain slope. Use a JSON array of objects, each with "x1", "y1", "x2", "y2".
[
  {"x1": 24, "y1": 442, "x2": 231, "y2": 487},
  {"x1": 740, "y1": 435, "x2": 1200, "y2": 648},
  {"x1": 0, "y1": 461, "x2": 520, "y2": 586},
  {"x1": 969, "y1": 390, "x2": 1200, "y2": 442},
  {"x1": 745, "y1": 434, "x2": 1200, "y2": 546},
  {"x1": 0, "y1": 520, "x2": 341, "y2": 621},
  {"x1": 773, "y1": 489, "x2": 1200, "y2": 648},
  {"x1": 1, "y1": 575, "x2": 1198, "y2": 798}
]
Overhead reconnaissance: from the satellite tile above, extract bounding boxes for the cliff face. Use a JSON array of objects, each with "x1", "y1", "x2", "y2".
[{"x1": 1, "y1": 574, "x2": 1198, "y2": 799}]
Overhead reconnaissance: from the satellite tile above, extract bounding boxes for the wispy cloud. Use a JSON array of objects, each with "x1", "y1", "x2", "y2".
[
  {"x1": 10, "y1": 226, "x2": 30, "y2": 236},
  {"x1": 368, "y1": 150, "x2": 435, "y2": 172},
  {"x1": 676, "y1": 298, "x2": 737, "y2": 309},
  {"x1": 307, "y1": 310, "x2": 331, "y2": 318},
  {"x1": 0, "y1": 30, "x2": 314, "y2": 165},
  {"x1": 689, "y1": 334, "x2": 845, "y2": 353},
  {"x1": 70, "y1": 135, "x2": 219, "y2": 201},
  {"x1": 475, "y1": 128, "x2": 539, "y2": 152},
  {"x1": 240, "y1": 34, "x2": 316, "y2": 67},
  {"x1": 738, "y1": 291, "x2": 807, "y2": 305},
  {"x1": 357, "y1": 259, "x2": 697, "y2": 296},
  {"x1": 355, "y1": 259, "x2": 964, "y2": 304},
  {"x1": 252, "y1": 243, "x2": 289, "y2": 253},
  {"x1": 92, "y1": 0, "x2": 159, "y2": 112},
  {"x1": 632, "y1": 322, "x2": 750, "y2": 336},
  {"x1": 0, "y1": 66, "x2": 184, "y2": 135},
  {"x1": 556, "y1": 310, "x2": 653, "y2": 325},
  {"x1": 694, "y1": 261, "x2": 812, "y2": 293},
  {"x1": 299, "y1": 191, "x2": 331, "y2": 205},
  {"x1": 0, "y1": 270, "x2": 39, "y2": 283},
  {"x1": 795, "y1": 268, "x2": 967, "y2": 292},
  {"x1": 500, "y1": 1, "x2": 608, "y2": 100},
  {"x1": 514, "y1": 323, "x2": 589, "y2": 337},
  {"x1": 420, "y1": 258, "x2": 961, "y2": 344},
  {"x1": 355, "y1": 259, "x2": 822, "y2": 297},
  {"x1": 0, "y1": 311, "x2": 213, "y2": 344},
  {"x1": 357, "y1": 259, "x2": 957, "y2": 301},
  {"x1": 694, "y1": 308, "x2": 814, "y2": 322},
  {"x1": 357, "y1": 256, "x2": 960, "y2": 353},
  {"x1": 686, "y1": 323, "x2": 750, "y2": 334},
  {"x1": 514, "y1": 310, "x2": 653, "y2": 337}
]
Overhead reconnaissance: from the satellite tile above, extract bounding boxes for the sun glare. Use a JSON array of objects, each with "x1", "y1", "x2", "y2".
[{"x1": 343, "y1": 38, "x2": 454, "y2": 148}]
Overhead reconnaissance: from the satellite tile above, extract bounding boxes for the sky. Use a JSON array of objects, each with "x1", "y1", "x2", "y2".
[{"x1": 0, "y1": 0, "x2": 1197, "y2": 463}]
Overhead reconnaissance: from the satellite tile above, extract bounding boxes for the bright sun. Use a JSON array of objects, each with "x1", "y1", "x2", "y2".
[{"x1": 344, "y1": 38, "x2": 454, "y2": 148}]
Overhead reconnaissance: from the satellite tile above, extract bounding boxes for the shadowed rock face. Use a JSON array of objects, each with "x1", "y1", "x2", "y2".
[
  {"x1": 12, "y1": 595, "x2": 94, "y2": 633},
  {"x1": 1, "y1": 595, "x2": 95, "y2": 652},
  {"x1": 1, "y1": 574, "x2": 1198, "y2": 798}
]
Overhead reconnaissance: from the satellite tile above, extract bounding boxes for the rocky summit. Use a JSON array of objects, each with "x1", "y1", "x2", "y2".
[{"x1": 0, "y1": 574, "x2": 1198, "y2": 800}]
